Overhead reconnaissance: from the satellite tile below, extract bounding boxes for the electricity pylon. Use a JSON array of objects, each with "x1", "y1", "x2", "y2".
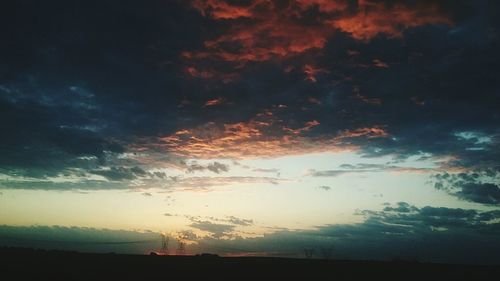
[
  {"x1": 161, "y1": 234, "x2": 169, "y2": 255},
  {"x1": 176, "y1": 239, "x2": 186, "y2": 255}
]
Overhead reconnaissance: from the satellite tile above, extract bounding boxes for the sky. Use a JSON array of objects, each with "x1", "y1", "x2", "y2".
[{"x1": 1, "y1": 0, "x2": 500, "y2": 264}]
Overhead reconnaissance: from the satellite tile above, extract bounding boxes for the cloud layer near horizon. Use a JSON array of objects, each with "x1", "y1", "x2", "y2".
[{"x1": 2, "y1": 203, "x2": 499, "y2": 264}]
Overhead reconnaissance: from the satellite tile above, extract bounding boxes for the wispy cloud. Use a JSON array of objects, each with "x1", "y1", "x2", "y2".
[{"x1": 308, "y1": 163, "x2": 435, "y2": 177}]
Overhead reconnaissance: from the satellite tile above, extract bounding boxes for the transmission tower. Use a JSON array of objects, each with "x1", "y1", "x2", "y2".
[
  {"x1": 161, "y1": 234, "x2": 169, "y2": 255},
  {"x1": 176, "y1": 239, "x2": 186, "y2": 255}
]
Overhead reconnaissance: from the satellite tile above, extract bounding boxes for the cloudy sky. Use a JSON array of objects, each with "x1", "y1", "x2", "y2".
[{"x1": 1, "y1": 0, "x2": 500, "y2": 264}]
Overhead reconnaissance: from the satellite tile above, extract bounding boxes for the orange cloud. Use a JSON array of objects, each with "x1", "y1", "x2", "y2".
[
  {"x1": 153, "y1": 111, "x2": 387, "y2": 159},
  {"x1": 191, "y1": 0, "x2": 261, "y2": 19},
  {"x1": 303, "y1": 64, "x2": 329, "y2": 83},
  {"x1": 204, "y1": 97, "x2": 225, "y2": 107},
  {"x1": 283, "y1": 120, "x2": 320, "y2": 135},
  {"x1": 372, "y1": 59, "x2": 389, "y2": 68},
  {"x1": 185, "y1": 66, "x2": 238, "y2": 83},
  {"x1": 330, "y1": 1, "x2": 451, "y2": 41},
  {"x1": 184, "y1": 0, "x2": 332, "y2": 65},
  {"x1": 183, "y1": 21, "x2": 328, "y2": 64},
  {"x1": 307, "y1": 97, "x2": 322, "y2": 105},
  {"x1": 339, "y1": 127, "x2": 388, "y2": 139},
  {"x1": 186, "y1": 66, "x2": 214, "y2": 79},
  {"x1": 185, "y1": 0, "x2": 451, "y2": 67}
]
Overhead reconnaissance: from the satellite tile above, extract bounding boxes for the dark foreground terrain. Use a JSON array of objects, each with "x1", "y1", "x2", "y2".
[{"x1": 1, "y1": 247, "x2": 498, "y2": 280}]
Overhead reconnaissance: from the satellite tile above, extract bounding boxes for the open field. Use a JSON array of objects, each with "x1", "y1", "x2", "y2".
[{"x1": 1, "y1": 247, "x2": 498, "y2": 280}]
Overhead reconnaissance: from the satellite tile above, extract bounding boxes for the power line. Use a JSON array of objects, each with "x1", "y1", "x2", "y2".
[{"x1": 0, "y1": 236, "x2": 156, "y2": 245}]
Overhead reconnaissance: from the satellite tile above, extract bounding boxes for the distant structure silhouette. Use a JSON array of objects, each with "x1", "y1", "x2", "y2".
[
  {"x1": 160, "y1": 234, "x2": 169, "y2": 255},
  {"x1": 304, "y1": 248, "x2": 314, "y2": 259},
  {"x1": 176, "y1": 239, "x2": 186, "y2": 255}
]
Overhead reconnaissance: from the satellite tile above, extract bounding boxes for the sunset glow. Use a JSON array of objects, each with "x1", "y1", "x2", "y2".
[{"x1": 1, "y1": 0, "x2": 499, "y2": 264}]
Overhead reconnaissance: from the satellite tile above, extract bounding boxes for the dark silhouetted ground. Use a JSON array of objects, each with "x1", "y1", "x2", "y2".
[{"x1": 1, "y1": 247, "x2": 498, "y2": 280}]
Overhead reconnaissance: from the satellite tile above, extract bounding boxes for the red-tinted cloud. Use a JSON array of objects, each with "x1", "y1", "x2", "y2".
[
  {"x1": 303, "y1": 64, "x2": 329, "y2": 83},
  {"x1": 339, "y1": 127, "x2": 388, "y2": 139},
  {"x1": 204, "y1": 97, "x2": 225, "y2": 107},
  {"x1": 185, "y1": 66, "x2": 238, "y2": 83},
  {"x1": 372, "y1": 59, "x2": 389, "y2": 68},
  {"x1": 191, "y1": 0, "x2": 261, "y2": 19},
  {"x1": 330, "y1": 0, "x2": 451, "y2": 41},
  {"x1": 154, "y1": 111, "x2": 387, "y2": 159},
  {"x1": 186, "y1": 66, "x2": 214, "y2": 79},
  {"x1": 185, "y1": 0, "x2": 451, "y2": 67},
  {"x1": 184, "y1": 0, "x2": 333, "y2": 66}
]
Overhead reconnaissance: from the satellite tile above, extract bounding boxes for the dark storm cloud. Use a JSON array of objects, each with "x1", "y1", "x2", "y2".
[
  {"x1": 0, "y1": 97, "x2": 124, "y2": 178},
  {"x1": 192, "y1": 203, "x2": 500, "y2": 264},
  {"x1": 0, "y1": 0, "x2": 206, "y2": 185},
  {"x1": 0, "y1": 225, "x2": 158, "y2": 254},
  {"x1": 383, "y1": 202, "x2": 418, "y2": 213},
  {"x1": 0, "y1": 180, "x2": 124, "y2": 191},
  {"x1": 325, "y1": 1, "x2": 500, "y2": 170},
  {"x1": 91, "y1": 166, "x2": 146, "y2": 181},
  {"x1": 433, "y1": 172, "x2": 500, "y2": 205},
  {"x1": 0, "y1": 0, "x2": 198, "y2": 135},
  {"x1": 1, "y1": 0, "x2": 500, "y2": 193},
  {"x1": 457, "y1": 183, "x2": 500, "y2": 205}
]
